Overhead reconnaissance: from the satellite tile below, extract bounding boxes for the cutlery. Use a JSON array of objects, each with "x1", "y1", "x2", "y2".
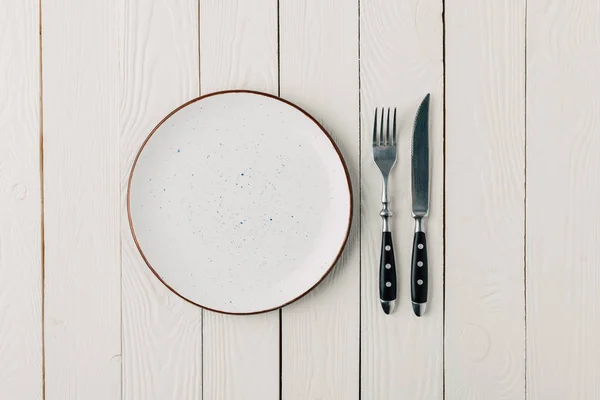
[
  {"x1": 373, "y1": 107, "x2": 398, "y2": 314},
  {"x1": 411, "y1": 94, "x2": 430, "y2": 317}
]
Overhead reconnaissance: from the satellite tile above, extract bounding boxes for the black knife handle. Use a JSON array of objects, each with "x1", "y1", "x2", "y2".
[
  {"x1": 379, "y1": 232, "x2": 397, "y2": 301},
  {"x1": 411, "y1": 230, "x2": 428, "y2": 306}
]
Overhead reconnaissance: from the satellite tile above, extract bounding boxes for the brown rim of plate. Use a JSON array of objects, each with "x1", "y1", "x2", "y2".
[{"x1": 127, "y1": 89, "x2": 353, "y2": 315}]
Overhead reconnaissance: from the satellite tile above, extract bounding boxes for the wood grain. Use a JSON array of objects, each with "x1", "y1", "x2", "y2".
[
  {"x1": 360, "y1": 0, "x2": 444, "y2": 398},
  {"x1": 14, "y1": 0, "x2": 600, "y2": 397},
  {"x1": 279, "y1": 1, "x2": 359, "y2": 399},
  {"x1": 199, "y1": 1, "x2": 279, "y2": 399},
  {"x1": 445, "y1": 1, "x2": 526, "y2": 399},
  {"x1": 119, "y1": 0, "x2": 202, "y2": 398},
  {"x1": 42, "y1": 0, "x2": 121, "y2": 398},
  {"x1": 0, "y1": 0, "x2": 42, "y2": 398},
  {"x1": 527, "y1": 1, "x2": 600, "y2": 398}
]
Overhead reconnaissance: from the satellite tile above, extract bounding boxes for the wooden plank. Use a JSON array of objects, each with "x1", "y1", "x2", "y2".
[
  {"x1": 199, "y1": 1, "x2": 279, "y2": 399},
  {"x1": 119, "y1": 0, "x2": 202, "y2": 398},
  {"x1": 527, "y1": 1, "x2": 600, "y2": 398},
  {"x1": 360, "y1": 0, "x2": 444, "y2": 398},
  {"x1": 278, "y1": 1, "x2": 359, "y2": 399},
  {"x1": 445, "y1": 1, "x2": 526, "y2": 398},
  {"x1": 42, "y1": 0, "x2": 121, "y2": 398},
  {"x1": 0, "y1": 0, "x2": 42, "y2": 398}
]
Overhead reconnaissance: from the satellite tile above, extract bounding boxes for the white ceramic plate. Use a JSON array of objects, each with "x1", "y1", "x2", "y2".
[{"x1": 128, "y1": 91, "x2": 352, "y2": 314}]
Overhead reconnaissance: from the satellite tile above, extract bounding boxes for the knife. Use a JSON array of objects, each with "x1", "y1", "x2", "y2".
[{"x1": 411, "y1": 93, "x2": 430, "y2": 317}]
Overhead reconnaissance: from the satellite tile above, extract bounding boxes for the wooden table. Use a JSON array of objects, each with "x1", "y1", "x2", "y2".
[{"x1": 1, "y1": 0, "x2": 597, "y2": 399}]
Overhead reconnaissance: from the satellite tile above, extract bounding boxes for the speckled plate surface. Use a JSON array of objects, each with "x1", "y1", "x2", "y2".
[{"x1": 128, "y1": 90, "x2": 352, "y2": 314}]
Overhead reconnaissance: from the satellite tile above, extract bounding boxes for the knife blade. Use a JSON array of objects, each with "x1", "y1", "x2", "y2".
[{"x1": 411, "y1": 93, "x2": 430, "y2": 317}]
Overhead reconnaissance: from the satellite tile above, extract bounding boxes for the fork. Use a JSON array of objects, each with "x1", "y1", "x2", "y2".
[{"x1": 373, "y1": 107, "x2": 397, "y2": 314}]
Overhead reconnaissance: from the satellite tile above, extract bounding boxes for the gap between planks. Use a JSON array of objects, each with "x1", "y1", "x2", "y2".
[
  {"x1": 39, "y1": 0, "x2": 46, "y2": 397},
  {"x1": 441, "y1": 0, "x2": 447, "y2": 398},
  {"x1": 523, "y1": 0, "x2": 528, "y2": 398}
]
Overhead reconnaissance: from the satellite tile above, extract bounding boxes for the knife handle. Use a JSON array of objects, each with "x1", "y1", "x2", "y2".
[
  {"x1": 379, "y1": 232, "x2": 397, "y2": 302},
  {"x1": 411, "y1": 229, "x2": 428, "y2": 310}
]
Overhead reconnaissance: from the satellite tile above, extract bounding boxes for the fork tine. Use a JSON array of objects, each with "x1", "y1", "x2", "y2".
[
  {"x1": 380, "y1": 107, "x2": 384, "y2": 145},
  {"x1": 373, "y1": 108, "x2": 378, "y2": 145},
  {"x1": 386, "y1": 108, "x2": 391, "y2": 145},
  {"x1": 393, "y1": 107, "x2": 397, "y2": 145}
]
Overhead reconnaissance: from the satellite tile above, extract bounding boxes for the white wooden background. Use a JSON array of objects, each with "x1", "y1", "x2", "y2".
[{"x1": 1, "y1": 0, "x2": 599, "y2": 399}]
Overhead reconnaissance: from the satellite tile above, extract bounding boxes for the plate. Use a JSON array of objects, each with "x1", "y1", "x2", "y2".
[{"x1": 127, "y1": 90, "x2": 352, "y2": 314}]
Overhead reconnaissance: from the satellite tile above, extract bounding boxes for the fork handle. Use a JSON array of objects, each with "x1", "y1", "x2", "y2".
[{"x1": 379, "y1": 232, "x2": 397, "y2": 302}]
